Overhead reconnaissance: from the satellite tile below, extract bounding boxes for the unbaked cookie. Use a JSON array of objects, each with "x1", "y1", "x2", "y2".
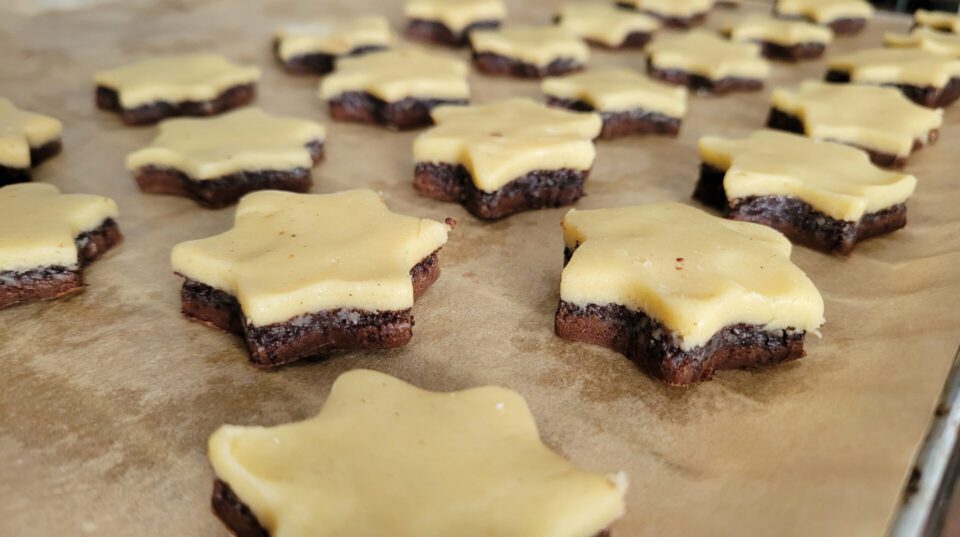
[
  {"x1": 555, "y1": 202, "x2": 824, "y2": 385},
  {"x1": 273, "y1": 16, "x2": 394, "y2": 75},
  {"x1": 0, "y1": 98, "x2": 62, "y2": 186},
  {"x1": 208, "y1": 369, "x2": 627, "y2": 537},
  {"x1": 554, "y1": 2, "x2": 659, "y2": 49},
  {"x1": 171, "y1": 189, "x2": 451, "y2": 367},
  {"x1": 768, "y1": 81, "x2": 943, "y2": 168},
  {"x1": 542, "y1": 68, "x2": 687, "y2": 138},
  {"x1": 885, "y1": 27, "x2": 960, "y2": 58},
  {"x1": 405, "y1": 0, "x2": 506, "y2": 46},
  {"x1": 646, "y1": 31, "x2": 770, "y2": 95},
  {"x1": 616, "y1": 0, "x2": 713, "y2": 28},
  {"x1": 126, "y1": 108, "x2": 326, "y2": 208},
  {"x1": 95, "y1": 53, "x2": 260, "y2": 126},
  {"x1": 695, "y1": 130, "x2": 917, "y2": 254},
  {"x1": 726, "y1": 14, "x2": 833, "y2": 62},
  {"x1": 913, "y1": 9, "x2": 960, "y2": 34},
  {"x1": 413, "y1": 98, "x2": 601, "y2": 219},
  {"x1": 826, "y1": 47, "x2": 960, "y2": 108},
  {"x1": 470, "y1": 26, "x2": 589, "y2": 78},
  {"x1": 0, "y1": 183, "x2": 121, "y2": 310},
  {"x1": 774, "y1": 0, "x2": 874, "y2": 35},
  {"x1": 319, "y1": 47, "x2": 470, "y2": 130}
]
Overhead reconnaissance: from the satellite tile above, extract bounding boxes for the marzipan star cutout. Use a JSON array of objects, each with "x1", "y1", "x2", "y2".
[
  {"x1": 171, "y1": 189, "x2": 450, "y2": 326},
  {"x1": 0, "y1": 98, "x2": 63, "y2": 184},
  {"x1": 208, "y1": 369, "x2": 627, "y2": 537},
  {"x1": 126, "y1": 107, "x2": 326, "y2": 181}
]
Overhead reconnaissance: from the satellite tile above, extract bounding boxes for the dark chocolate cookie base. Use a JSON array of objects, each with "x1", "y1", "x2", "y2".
[
  {"x1": 272, "y1": 41, "x2": 387, "y2": 75},
  {"x1": 588, "y1": 31, "x2": 653, "y2": 49},
  {"x1": 616, "y1": 3, "x2": 708, "y2": 28},
  {"x1": 555, "y1": 301, "x2": 806, "y2": 386},
  {"x1": 211, "y1": 479, "x2": 612, "y2": 537},
  {"x1": 775, "y1": 13, "x2": 866, "y2": 35},
  {"x1": 759, "y1": 41, "x2": 826, "y2": 62},
  {"x1": 0, "y1": 139, "x2": 64, "y2": 186},
  {"x1": 133, "y1": 140, "x2": 323, "y2": 208},
  {"x1": 766, "y1": 107, "x2": 937, "y2": 168},
  {"x1": 406, "y1": 18, "x2": 501, "y2": 47},
  {"x1": 414, "y1": 162, "x2": 587, "y2": 220},
  {"x1": 96, "y1": 83, "x2": 257, "y2": 126},
  {"x1": 825, "y1": 69, "x2": 960, "y2": 109},
  {"x1": 546, "y1": 97, "x2": 680, "y2": 139},
  {"x1": 0, "y1": 218, "x2": 123, "y2": 310},
  {"x1": 328, "y1": 92, "x2": 466, "y2": 130},
  {"x1": 472, "y1": 52, "x2": 584, "y2": 79},
  {"x1": 647, "y1": 59, "x2": 763, "y2": 95},
  {"x1": 693, "y1": 162, "x2": 908, "y2": 254},
  {"x1": 179, "y1": 252, "x2": 441, "y2": 367}
]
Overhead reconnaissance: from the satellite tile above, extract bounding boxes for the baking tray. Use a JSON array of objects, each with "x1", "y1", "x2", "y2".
[{"x1": 1, "y1": 1, "x2": 959, "y2": 535}]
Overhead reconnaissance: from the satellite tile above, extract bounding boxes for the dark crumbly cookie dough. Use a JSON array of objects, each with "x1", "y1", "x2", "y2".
[{"x1": 178, "y1": 252, "x2": 441, "y2": 367}]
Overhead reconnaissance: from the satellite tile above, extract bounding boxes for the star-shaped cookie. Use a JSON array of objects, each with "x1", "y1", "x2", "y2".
[
  {"x1": 0, "y1": 183, "x2": 121, "y2": 310},
  {"x1": 615, "y1": 0, "x2": 713, "y2": 28},
  {"x1": 0, "y1": 98, "x2": 63, "y2": 186},
  {"x1": 171, "y1": 189, "x2": 451, "y2": 367},
  {"x1": 556, "y1": 202, "x2": 824, "y2": 385},
  {"x1": 554, "y1": 2, "x2": 660, "y2": 49},
  {"x1": 95, "y1": 53, "x2": 261, "y2": 125},
  {"x1": 696, "y1": 129, "x2": 917, "y2": 254},
  {"x1": 469, "y1": 25, "x2": 589, "y2": 78},
  {"x1": 126, "y1": 107, "x2": 326, "y2": 208},
  {"x1": 885, "y1": 27, "x2": 960, "y2": 58},
  {"x1": 646, "y1": 30, "x2": 770, "y2": 94},
  {"x1": 914, "y1": 8, "x2": 960, "y2": 33},
  {"x1": 274, "y1": 16, "x2": 395, "y2": 74},
  {"x1": 774, "y1": 0, "x2": 874, "y2": 34},
  {"x1": 826, "y1": 47, "x2": 960, "y2": 107},
  {"x1": 768, "y1": 81, "x2": 943, "y2": 168},
  {"x1": 413, "y1": 98, "x2": 601, "y2": 219},
  {"x1": 542, "y1": 68, "x2": 688, "y2": 138},
  {"x1": 319, "y1": 47, "x2": 470, "y2": 130},
  {"x1": 208, "y1": 369, "x2": 627, "y2": 537},
  {"x1": 405, "y1": 0, "x2": 507, "y2": 46},
  {"x1": 726, "y1": 15, "x2": 833, "y2": 61}
]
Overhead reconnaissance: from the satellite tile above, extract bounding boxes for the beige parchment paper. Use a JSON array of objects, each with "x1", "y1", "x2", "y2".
[{"x1": 1, "y1": 1, "x2": 959, "y2": 535}]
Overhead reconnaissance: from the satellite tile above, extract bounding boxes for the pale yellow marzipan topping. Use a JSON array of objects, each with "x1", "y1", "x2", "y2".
[{"x1": 209, "y1": 369, "x2": 627, "y2": 537}]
